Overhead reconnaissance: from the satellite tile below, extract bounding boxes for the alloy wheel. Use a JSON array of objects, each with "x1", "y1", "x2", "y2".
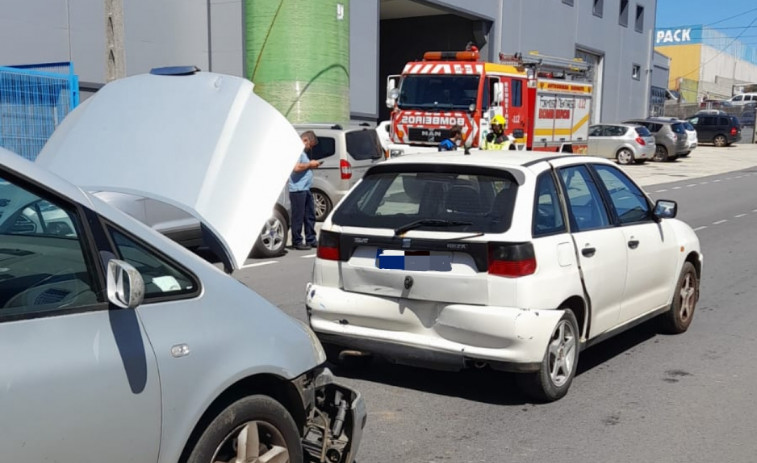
[
  {"x1": 211, "y1": 421, "x2": 289, "y2": 463},
  {"x1": 547, "y1": 319, "x2": 577, "y2": 388}
]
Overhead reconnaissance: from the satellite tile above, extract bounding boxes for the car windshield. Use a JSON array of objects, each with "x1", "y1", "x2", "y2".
[
  {"x1": 331, "y1": 165, "x2": 519, "y2": 234},
  {"x1": 634, "y1": 126, "x2": 652, "y2": 137},
  {"x1": 398, "y1": 75, "x2": 481, "y2": 110}
]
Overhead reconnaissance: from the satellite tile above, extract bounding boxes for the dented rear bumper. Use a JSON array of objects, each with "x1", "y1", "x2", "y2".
[{"x1": 306, "y1": 283, "x2": 564, "y2": 372}]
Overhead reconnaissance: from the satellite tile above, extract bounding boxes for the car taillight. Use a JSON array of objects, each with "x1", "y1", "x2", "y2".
[
  {"x1": 340, "y1": 159, "x2": 352, "y2": 180},
  {"x1": 317, "y1": 230, "x2": 343, "y2": 261},
  {"x1": 487, "y1": 242, "x2": 536, "y2": 277},
  {"x1": 731, "y1": 127, "x2": 738, "y2": 136},
  {"x1": 635, "y1": 136, "x2": 646, "y2": 146}
]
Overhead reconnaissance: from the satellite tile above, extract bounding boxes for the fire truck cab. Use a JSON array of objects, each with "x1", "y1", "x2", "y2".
[{"x1": 386, "y1": 48, "x2": 593, "y2": 153}]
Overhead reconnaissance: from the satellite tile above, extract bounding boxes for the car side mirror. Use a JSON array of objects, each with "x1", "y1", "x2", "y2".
[
  {"x1": 107, "y1": 259, "x2": 145, "y2": 309},
  {"x1": 653, "y1": 199, "x2": 677, "y2": 220}
]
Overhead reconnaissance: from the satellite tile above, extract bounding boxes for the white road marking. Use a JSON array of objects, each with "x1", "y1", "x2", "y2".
[
  {"x1": 713, "y1": 179, "x2": 721, "y2": 182},
  {"x1": 687, "y1": 184, "x2": 697, "y2": 187},
  {"x1": 713, "y1": 220, "x2": 727, "y2": 225},
  {"x1": 694, "y1": 226, "x2": 707, "y2": 231},
  {"x1": 735, "y1": 214, "x2": 747, "y2": 218},
  {"x1": 301, "y1": 254, "x2": 317, "y2": 259},
  {"x1": 699, "y1": 181, "x2": 709, "y2": 185},
  {"x1": 655, "y1": 189, "x2": 668, "y2": 193},
  {"x1": 672, "y1": 186, "x2": 682, "y2": 190},
  {"x1": 241, "y1": 261, "x2": 277, "y2": 269}
]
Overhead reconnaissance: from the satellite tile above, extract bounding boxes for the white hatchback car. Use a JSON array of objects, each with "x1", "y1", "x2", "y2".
[{"x1": 306, "y1": 151, "x2": 702, "y2": 402}]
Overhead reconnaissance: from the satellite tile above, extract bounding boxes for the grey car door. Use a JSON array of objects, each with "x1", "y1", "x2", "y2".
[{"x1": 0, "y1": 172, "x2": 161, "y2": 461}]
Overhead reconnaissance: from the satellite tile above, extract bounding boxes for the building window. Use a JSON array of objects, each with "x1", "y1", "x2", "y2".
[
  {"x1": 635, "y1": 5, "x2": 644, "y2": 32},
  {"x1": 632, "y1": 64, "x2": 641, "y2": 80},
  {"x1": 562, "y1": 0, "x2": 574, "y2": 5},
  {"x1": 593, "y1": 0, "x2": 603, "y2": 17},
  {"x1": 619, "y1": 0, "x2": 629, "y2": 27}
]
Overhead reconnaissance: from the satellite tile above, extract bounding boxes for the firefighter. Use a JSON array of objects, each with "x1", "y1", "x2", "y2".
[{"x1": 483, "y1": 114, "x2": 513, "y2": 150}]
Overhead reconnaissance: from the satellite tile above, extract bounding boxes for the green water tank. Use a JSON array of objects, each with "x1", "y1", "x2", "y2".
[{"x1": 246, "y1": 0, "x2": 350, "y2": 123}]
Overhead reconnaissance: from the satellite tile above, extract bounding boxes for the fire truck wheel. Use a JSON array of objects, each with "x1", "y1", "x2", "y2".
[{"x1": 615, "y1": 148, "x2": 635, "y2": 165}]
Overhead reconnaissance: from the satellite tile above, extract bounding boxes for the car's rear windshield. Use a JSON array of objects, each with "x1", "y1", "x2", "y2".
[
  {"x1": 331, "y1": 165, "x2": 519, "y2": 234},
  {"x1": 346, "y1": 129, "x2": 384, "y2": 160},
  {"x1": 634, "y1": 126, "x2": 652, "y2": 137},
  {"x1": 683, "y1": 122, "x2": 695, "y2": 131},
  {"x1": 671, "y1": 122, "x2": 686, "y2": 134}
]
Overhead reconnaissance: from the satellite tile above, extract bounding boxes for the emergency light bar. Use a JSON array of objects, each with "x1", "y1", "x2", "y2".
[{"x1": 423, "y1": 50, "x2": 480, "y2": 61}]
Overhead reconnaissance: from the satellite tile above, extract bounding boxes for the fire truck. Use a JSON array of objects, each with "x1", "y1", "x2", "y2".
[{"x1": 386, "y1": 48, "x2": 593, "y2": 153}]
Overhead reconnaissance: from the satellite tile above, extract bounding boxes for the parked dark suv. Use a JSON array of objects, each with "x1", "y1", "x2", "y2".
[
  {"x1": 686, "y1": 113, "x2": 742, "y2": 147},
  {"x1": 622, "y1": 117, "x2": 689, "y2": 161}
]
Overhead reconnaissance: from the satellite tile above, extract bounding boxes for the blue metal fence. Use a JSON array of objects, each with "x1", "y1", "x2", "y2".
[{"x1": 0, "y1": 62, "x2": 79, "y2": 160}]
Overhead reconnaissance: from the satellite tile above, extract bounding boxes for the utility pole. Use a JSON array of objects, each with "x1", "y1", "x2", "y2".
[{"x1": 105, "y1": 0, "x2": 126, "y2": 81}]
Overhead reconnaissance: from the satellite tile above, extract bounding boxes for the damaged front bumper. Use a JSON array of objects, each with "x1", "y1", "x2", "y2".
[{"x1": 294, "y1": 367, "x2": 366, "y2": 463}]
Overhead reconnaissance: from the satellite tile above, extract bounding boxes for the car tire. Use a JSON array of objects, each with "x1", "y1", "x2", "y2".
[
  {"x1": 659, "y1": 262, "x2": 698, "y2": 334},
  {"x1": 653, "y1": 144, "x2": 669, "y2": 162},
  {"x1": 186, "y1": 395, "x2": 303, "y2": 463},
  {"x1": 517, "y1": 310, "x2": 580, "y2": 402},
  {"x1": 634, "y1": 158, "x2": 647, "y2": 165},
  {"x1": 615, "y1": 148, "x2": 635, "y2": 165},
  {"x1": 713, "y1": 135, "x2": 727, "y2": 147},
  {"x1": 312, "y1": 189, "x2": 332, "y2": 222},
  {"x1": 680, "y1": 151, "x2": 691, "y2": 157},
  {"x1": 251, "y1": 209, "x2": 288, "y2": 258}
]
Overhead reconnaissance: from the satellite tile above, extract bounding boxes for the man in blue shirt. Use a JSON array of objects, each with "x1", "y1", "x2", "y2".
[
  {"x1": 289, "y1": 131, "x2": 321, "y2": 250},
  {"x1": 438, "y1": 125, "x2": 462, "y2": 151}
]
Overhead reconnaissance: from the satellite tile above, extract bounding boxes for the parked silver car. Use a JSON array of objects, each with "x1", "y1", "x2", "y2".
[
  {"x1": 294, "y1": 123, "x2": 385, "y2": 221},
  {"x1": 587, "y1": 123, "x2": 655, "y2": 165},
  {"x1": 2, "y1": 70, "x2": 365, "y2": 463},
  {"x1": 623, "y1": 118, "x2": 689, "y2": 161}
]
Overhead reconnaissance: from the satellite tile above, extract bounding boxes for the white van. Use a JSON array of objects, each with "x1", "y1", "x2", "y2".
[{"x1": 727, "y1": 92, "x2": 757, "y2": 106}]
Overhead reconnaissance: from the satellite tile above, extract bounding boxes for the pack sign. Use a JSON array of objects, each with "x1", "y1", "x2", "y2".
[{"x1": 655, "y1": 26, "x2": 702, "y2": 45}]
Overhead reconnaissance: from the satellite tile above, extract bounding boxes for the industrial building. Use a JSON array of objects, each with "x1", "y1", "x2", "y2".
[
  {"x1": 655, "y1": 24, "x2": 757, "y2": 102},
  {"x1": 1, "y1": 0, "x2": 662, "y2": 126}
]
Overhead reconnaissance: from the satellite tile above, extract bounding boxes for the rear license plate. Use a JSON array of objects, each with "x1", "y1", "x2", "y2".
[{"x1": 376, "y1": 249, "x2": 452, "y2": 271}]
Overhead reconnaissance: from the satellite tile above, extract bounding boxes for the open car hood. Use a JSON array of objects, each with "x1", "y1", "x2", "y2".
[{"x1": 36, "y1": 71, "x2": 302, "y2": 270}]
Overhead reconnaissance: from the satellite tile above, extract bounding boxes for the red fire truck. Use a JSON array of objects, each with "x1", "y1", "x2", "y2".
[{"x1": 386, "y1": 49, "x2": 593, "y2": 153}]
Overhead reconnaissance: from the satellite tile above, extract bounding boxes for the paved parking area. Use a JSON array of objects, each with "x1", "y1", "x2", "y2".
[{"x1": 621, "y1": 138, "x2": 757, "y2": 187}]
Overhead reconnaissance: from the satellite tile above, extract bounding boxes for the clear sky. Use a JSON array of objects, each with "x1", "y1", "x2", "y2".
[{"x1": 656, "y1": 1, "x2": 757, "y2": 47}]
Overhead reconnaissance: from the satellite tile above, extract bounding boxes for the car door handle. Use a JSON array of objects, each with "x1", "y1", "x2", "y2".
[
  {"x1": 581, "y1": 247, "x2": 596, "y2": 257},
  {"x1": 628, "y1": 240, "x2": 639, "y2": 249}
]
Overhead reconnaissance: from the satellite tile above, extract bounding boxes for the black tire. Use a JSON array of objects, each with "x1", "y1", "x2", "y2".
[
  {"x1": 713, "y1": 134, "x2": 727, "y2": 147},
  {"x1": 312, "y1": 189, "x2": 332, "y2": 222},
  {"x1": 653, "y1": 144, "x2": 669, "y2": 162},
  {"x1": 517, "y1": 310, "x2": 580, "y2": 402},
  {"x1": 187, "y1": 395, "x2": 303, "y2": 463},
  {"x1": 615, "y1": 148, "x2": 635, "y2": 165},
  {"x1": 634, "y1": 158, "x2": 647, "y2": 165},
  {"x1": 251, "y1": 209, "x2": 288, "y2": 258},
  {"x1": 659, "y1": 262, "x2": 698, "y2": 334}
]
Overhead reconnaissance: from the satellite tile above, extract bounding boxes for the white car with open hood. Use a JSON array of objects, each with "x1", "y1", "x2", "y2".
[
  {"x1": 306, "y1": 150, "x2": 702, "y2": 402},
  {"x1": 1, "y1": 70, "x2": 365, "y2": 462}
]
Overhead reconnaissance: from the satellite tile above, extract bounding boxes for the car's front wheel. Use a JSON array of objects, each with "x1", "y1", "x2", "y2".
[
  {"x1": 517, "y1": 310, "x2": 580, "y2": 402},
  {"x1": 713, "y1": 134, "x2": 728, "y2": 147},
  {"x1": 616, "y1": 148, "x2": 635, "y2": 165},
  {"x1": 312, "y1": 189, "x2": 332, "y2": 222},
  {"x1": 186, "y1": 395, "x2": 303, "y2": 463},
  {"x1": 251, "y1": 209, "x2": 288, "y2": 258},
  {"x1": 659, "y1": 262, "x2": 698, "y2": 334}
]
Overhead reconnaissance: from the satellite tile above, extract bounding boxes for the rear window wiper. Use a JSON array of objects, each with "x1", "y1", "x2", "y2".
[{"x1": 394, "y1": 219, "x2": 472, "y2": 236}]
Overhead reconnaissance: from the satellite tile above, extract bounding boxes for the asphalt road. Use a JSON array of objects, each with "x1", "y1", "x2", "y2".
[{"x1": 233, "y1": 142, "x2": 757, "y2": 463}]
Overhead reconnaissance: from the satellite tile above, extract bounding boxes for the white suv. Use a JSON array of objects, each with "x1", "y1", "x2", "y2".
[
  {"x1": 294, "y1": 123, "x2": 385, "y2": 221},
  {"x1": 306, "y1": 151, "x2": 702, "y2": 402}
]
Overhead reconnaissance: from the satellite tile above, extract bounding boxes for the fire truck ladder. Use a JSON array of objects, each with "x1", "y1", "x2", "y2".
[{"x1": 498, "y1": 51, "x2": 591, "y2": 78}]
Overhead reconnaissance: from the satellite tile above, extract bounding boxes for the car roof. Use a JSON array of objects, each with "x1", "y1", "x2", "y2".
[{"x1": 370, "y1": 150, "x2": 615, "y2": 182}]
